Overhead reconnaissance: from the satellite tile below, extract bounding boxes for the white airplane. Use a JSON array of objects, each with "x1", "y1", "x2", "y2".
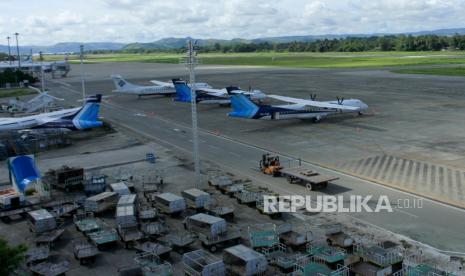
[
  {"x1": 173, "y1": 80, "x2": 267, "y2": 106},
  {"x1": 0, "y1": 95, "x2": 103, "y2": 132},
  {"x1": 111, "y1": 75, "x2": 211, "y2": 98},
  {"x1": 228, "y1": 94, "x2": 368, "y2": 122}
]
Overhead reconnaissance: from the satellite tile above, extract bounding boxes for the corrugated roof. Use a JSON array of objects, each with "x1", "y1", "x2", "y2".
[
  {"x1": 110, "y1": 182, "x2": 129, "y2": 190},
  {"x1": 183, "y1": 188, "x2": 209, "y2": 197},
  {"x1": 116, "y1": 205, "x2": 135, "y2": 216},
  {"x1": 28, "y1": 209, "x2": 53, "y2": 220},
  {"x1": 87, "y1": 191, "x2": 117, "y2": 201},
  {"x1": 118, "y1": 194, "x2": 136, "y2": 205},
  {"x1": 189, "y1": 213, "x2": 225, "y2": 224},
  {"x1": 156, "y1": 192, "x2": 183, "y2": 202},
  {"x1": 224, "y1": 245, "x2": 264, "y2": 262}
]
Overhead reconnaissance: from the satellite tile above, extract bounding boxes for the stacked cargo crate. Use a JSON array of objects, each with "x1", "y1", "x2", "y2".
[{"x1": 27, "y1": 209, "x2": 56, "y2": 233}]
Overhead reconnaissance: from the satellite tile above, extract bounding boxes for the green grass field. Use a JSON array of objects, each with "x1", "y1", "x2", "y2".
[
  {"x1": 43, "y1": 51, "x2": 465, "y2": 69},
  {"x1": 392, "y1": 67, "x2": 465, "y2": 76},
  {"x1": 0, "y1": 88, "x2": 35, "y2": 98}
]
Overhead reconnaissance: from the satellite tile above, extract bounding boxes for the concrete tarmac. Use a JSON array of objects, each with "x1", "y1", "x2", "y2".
[{"x1": 47, "y1": 63, "x2": 465, "y2": 252}]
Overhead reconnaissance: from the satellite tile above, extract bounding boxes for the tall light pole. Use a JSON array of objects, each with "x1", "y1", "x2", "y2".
[
  {"x1": 14, "y1": 33, "x2": 20, "y2": 69},
  {"x1": 79, "y1": 45, "x2": 86, "y2": 101},
  {"x1": 6, "y1": 36, "x2": 11, "y2": 65},
  {"x1": 184, "y1": 39, "x2": 201, "y2": 188},
  {"x1": 39, "y1": 51, "x2": 45, "y2": 92}
]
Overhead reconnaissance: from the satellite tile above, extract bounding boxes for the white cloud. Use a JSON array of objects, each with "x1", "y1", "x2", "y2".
[{"x1": 1, "y1": 0, "x2": 464, "y2": 45}]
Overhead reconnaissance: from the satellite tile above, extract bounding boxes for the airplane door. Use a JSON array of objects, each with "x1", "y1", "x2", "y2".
[{"x1": 271, "y1": 112, "x2": 279, "y2": 120}]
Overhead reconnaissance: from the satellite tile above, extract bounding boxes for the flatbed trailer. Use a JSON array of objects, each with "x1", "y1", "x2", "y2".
[
  {"x1": 323, "y1": 224, "x2": 354, "y2": 249},
  {"x1": 197, "y1": 226, "x2": 242, "y2": 253},
  {"x1": 256, "y1": 196, "x2": 282, "y2": 219},
  {"x1": 74, "y1": 212, "x2": 101, "y2": 233},
  {"x1": 29, "y1": 260, "x2": 70, "y2": 276},
  {"x1": 138, "y1": 206, "x2": 157, "y2": 222},
  {"x1": 204, "y1": 205, "x2": 235, "y2": 221},
  {"x1": 222, "y1": 182, "x2": 246, "y2": 196},
  {"x1": 34, "y1": 229, "x2": 65, "y2": 247},
  {"x1": 135, "y1": 241, "x2": 172, "y2": 259},
  {"x1": 49, "y1": 202, "x2": 80, "y2": 218},
  {"x1": 86, "y1": 228, "x2": 119, "y2": 249},
  {"x1": 0, "y1": 206, "x2": 32, "y2": 222},
  {"x1": 26, "y1": 246, "x2": 50, "y2": 265},
  {"x1": 234, "y1": 189, "x2": 262, "y2": 205},
  {"x1": 118, "y1": 226, "x2": 144, "y2": 248},
  {"x1": 73, "y1": 240, "x2": 99, "y2": 265},
  {"x1": 141, "y1": 221, "x2": 166, "y2": 236},
  {"x1": 157, "y1": 232, "x2": 196, "y2": 253},
  {"x1": 217, "y1": 179, "x2": 251, "y2": 193},
  {"x1": 280, "y1": 167, "x2": 339, "y2": 190},
  {"x1": 43, "y1": 166, "x2": 84, "y2": 192}
]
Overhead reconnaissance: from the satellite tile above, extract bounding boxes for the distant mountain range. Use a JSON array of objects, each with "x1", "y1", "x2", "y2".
[
  {"x1": 1, "y1": 28, "x2": 465, "y2": 54},
  {"x1": 0, "y1": 42, "x2": 126, "y2": 55}
]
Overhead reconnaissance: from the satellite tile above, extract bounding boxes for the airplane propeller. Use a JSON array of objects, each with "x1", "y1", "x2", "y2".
[
  {"x1": 336, "y1": 96, "x2": 345, "y2": 105},
  {"x1": 310, "y1": 93, "x2": 317, "y2": 101}
]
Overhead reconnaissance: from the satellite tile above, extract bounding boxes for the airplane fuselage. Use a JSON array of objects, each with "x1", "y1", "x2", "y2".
[
  {"x1": 114, "y1": 86, "x2": 175, "y2": 96},
  {"x1": 229, "y1": 97, "x2": 367, "y2": 121},
  {"x1": 0, "y1": 108, "x2": 80, "y2": 131},
  {"x1": 0, "y1": 95, "x2": 103, "y2": 131}
]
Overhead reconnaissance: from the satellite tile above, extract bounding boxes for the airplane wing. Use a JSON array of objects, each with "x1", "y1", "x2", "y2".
[
  {"x1": 228, "y1": 89, "x2": 246, "y2": 94},
  {"x1": 198, "y1": 88, "x2": 228, "y2": 98},
  {"x1": 268, "y1": 95, "x2": 360, "y2": 111},
  {"x1": 34, "y1": 114, "x2": 63, "y2": 125},
  {"x1": 150, "y1": 80, "x2": 173, "y2": 87}
]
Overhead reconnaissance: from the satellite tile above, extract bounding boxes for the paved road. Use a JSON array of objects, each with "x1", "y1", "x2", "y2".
[{"x1": 49, "y1": 79, "x2": 465, "y2": 253}]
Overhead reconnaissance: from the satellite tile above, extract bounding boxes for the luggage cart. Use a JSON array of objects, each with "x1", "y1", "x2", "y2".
[
  {"x1": 158, "y1": 232, "x2": 196, "y2": 254},
  {"x1": 73, "y1": 240, "x2": 99, "y2": 265}
]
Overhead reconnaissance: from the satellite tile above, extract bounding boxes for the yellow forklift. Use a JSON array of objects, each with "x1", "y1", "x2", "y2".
[{"x1": 259, "y1": 154, "x2": 282, "y2": 177}]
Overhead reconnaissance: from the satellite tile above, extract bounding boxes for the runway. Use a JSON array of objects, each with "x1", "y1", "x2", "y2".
[{"x1": 47, "y1": 63, "x2": 465, "y2": 252}]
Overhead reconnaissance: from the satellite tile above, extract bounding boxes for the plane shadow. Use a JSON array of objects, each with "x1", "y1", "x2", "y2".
[{"x1": 241, "y1": 113, "x2": 378, "y2": 134}]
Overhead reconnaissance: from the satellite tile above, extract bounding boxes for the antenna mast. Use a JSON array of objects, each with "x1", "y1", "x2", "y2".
[{"x1": 183, "y1": 39, "x2": 201, "y2": 188}]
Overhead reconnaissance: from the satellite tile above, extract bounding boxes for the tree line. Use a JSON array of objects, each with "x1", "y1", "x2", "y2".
[
  {"x1": 0, "y1": 68, "x2": 37, "y2": 87},
  {"x1": 199, "y1": 34, "x2": 465, "y2": 53},
  {"x1": 84, "y1": 34, "x2": 465, "y2": 55}
]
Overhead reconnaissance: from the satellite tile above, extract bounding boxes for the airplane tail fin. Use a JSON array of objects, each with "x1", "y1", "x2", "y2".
[
  {"x1": 228, "y1": 94, "x2": 259, "y2": 118},
  {"x1": 72, "y1": 94, "x2": 103, "y2": 129},
  {"x1": 111, "y1": 74, "x2": 136, "y2": 91},
  {"x1": 172, "y1": 79, "x2": 192, "y2": 102},
  {"x1": 225, "y1": 86, "x2": 241, "y2": 94}
]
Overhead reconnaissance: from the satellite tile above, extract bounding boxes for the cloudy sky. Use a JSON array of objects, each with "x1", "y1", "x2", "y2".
[{"x1": 0, "y1": 0, "x2": 464, "y2": 45}]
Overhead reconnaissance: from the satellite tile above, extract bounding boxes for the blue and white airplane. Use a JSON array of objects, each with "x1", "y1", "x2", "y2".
[
  {"x1": 111, "y1": 74, "x2": 211, "y2": 98},
  {"x1": 0, "y1": 95, "x2": 103, "y2": 131},
  {"x1": 228, "y1": 94, "x2": 368, "y2": 122},
  {"x1": 173, "y1": 79, "x2": 266, "y2": 106}
]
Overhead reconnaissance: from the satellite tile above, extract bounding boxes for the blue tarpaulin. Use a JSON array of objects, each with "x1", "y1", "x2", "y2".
[{"x1": 9, "y1": 155, "x2": 41, "y2": 192}]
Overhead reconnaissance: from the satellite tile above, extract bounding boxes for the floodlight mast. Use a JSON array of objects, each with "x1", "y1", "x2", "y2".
[
  {"x1": 6, "y1": 36, "x2": 12, "y2": 65},
  {"x1": 79, "y1": 45, "x2": 86, "y2": 101},
  {"x1": 14, "y1": 33, "x2": 20, "y2": 69},
  {"x1": 185, "y1": 39, "x2": 201, "y2": 188},
  {"x1": 39, "y1": 51, "x2": 45, "y2": 93}
]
